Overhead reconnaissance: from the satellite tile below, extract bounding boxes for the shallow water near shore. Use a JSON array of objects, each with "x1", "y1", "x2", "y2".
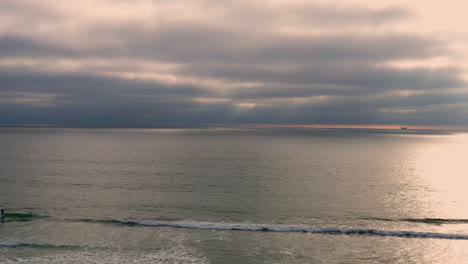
[{"x1": 1, "y1": 127, "x2": 468, "y2": 263}]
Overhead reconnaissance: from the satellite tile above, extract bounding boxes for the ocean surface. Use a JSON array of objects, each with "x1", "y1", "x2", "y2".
[{"x1": 1, "y1": 127, "x2": 468, "y2": 263}]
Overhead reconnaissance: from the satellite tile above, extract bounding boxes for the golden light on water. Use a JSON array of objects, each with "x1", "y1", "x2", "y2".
[{"x1": 415, "y1": 133, "x2": 468, "y2": 217}]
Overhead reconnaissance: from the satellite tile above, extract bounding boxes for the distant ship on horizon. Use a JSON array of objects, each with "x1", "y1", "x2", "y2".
[{"x1": 400, "y1": 127, "x2": 408, "y2": 130}]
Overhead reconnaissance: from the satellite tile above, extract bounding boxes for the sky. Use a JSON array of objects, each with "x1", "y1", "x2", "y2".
[{"x1": 1, "y1": 0, "x2": 468, "y2": 128}]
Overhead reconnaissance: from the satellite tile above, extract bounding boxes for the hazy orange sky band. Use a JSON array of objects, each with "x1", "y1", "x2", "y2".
[{"x1": 240, "y1": 124, "x2": 468, "y2": 131}]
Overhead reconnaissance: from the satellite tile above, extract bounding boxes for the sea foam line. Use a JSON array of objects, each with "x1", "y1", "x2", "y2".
[
  {"x1": 118, "y1": 220, "x2": 468, "y2": 240},
  {"x1": 0, "y1": 243, "x2": 80, "y2": 249},
  {"x1": 0, "y1": 243, "x2": 20, "y2": 248}
]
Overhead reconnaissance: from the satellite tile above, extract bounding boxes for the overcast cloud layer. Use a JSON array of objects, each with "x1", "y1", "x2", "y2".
[{"x1": 1, "y1": 0, "x2": 468, "y2": 127}]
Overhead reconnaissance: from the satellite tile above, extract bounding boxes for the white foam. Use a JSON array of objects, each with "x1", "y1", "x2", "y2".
[{"x1": 120, "y1": 220, "x2": 468, "y2": 240}]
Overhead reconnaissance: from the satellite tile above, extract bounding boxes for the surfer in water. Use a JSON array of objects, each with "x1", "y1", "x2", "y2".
[{"x1": 1, "y1": 209, "x2": 4, "y2": 223}]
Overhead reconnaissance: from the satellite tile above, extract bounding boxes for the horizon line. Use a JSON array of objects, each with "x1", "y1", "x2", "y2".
[{"x1": 1, "y1": 123, "x2": 468, "y2": 131}]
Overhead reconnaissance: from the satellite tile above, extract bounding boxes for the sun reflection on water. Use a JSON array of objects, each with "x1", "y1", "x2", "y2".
[{"x1": 416, "y1": 133, "x2": 468, "y2": 218}]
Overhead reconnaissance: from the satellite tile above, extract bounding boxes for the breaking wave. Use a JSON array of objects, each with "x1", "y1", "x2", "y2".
[
  {"x1": 0, "y1": 243, "x2": 80, "y2": 249},
  {"x1": 1, "y1": 213, "x2": 43, "y2": 222},
  {"x1": 109, "y1": 220, "x2": 468, "y2": 240},
  {"x1": 366, "y1": 217, "x2": 468, "y2": 225}
]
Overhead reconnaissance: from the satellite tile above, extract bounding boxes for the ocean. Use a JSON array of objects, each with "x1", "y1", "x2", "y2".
[{"x1": 1, "y1": 127, "x2": 468, "y2": 263}]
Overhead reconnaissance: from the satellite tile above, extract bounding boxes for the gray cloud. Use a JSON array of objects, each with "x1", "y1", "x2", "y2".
[
  {"x1": 0, "y1": 34, "x2": 73, "y2": 57},
  {"x1": 1, "y1": 69, "x2": 467, "y2": 127},
  {"x1": 182, "y1": 64, "x2": 464, "y2": 94},
  {"x1": 0, "y1": 0, "x2": 467, "y2": 127},
  {"x1": 0, "y1": 70, "x2": 233, "y2": 127},
  {"x1": 0, "y1": 70, "x2": 210, "y2": 97},
  {"x1": 86, "y1": 24, "x2": 442, "y2": 64},
  {"x1": 230, "y1": 94, "x2": 468, "y2": 126},
  {"x1": 273, "y1": 4, "x2": 412, "y2": 25}
]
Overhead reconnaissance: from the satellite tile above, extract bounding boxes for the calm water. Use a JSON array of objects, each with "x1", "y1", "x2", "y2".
[{"x1": 1, "y1": 127, "x2": 468, "y2": 263}]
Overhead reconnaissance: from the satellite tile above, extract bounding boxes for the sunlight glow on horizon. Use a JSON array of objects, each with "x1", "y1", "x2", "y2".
[{"x1": 240, "y1": 124, "x2": 468, "y2": 131}]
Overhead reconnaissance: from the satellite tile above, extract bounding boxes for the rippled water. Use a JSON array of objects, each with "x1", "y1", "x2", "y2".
[{"x1": 1, "y1": 127, "x2": 468, "y2": 263}]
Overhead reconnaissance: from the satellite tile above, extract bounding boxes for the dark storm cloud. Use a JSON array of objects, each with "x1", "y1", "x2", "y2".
[
  {"x1": 0, "y1": 70, "x2": 235, "y2": 127},
  {"x1": 0, "y1": 102, "x2": 236, "y2": 127},
  {"x1": 231, "y1": 93, "x2": 468, "y2": 126}
]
